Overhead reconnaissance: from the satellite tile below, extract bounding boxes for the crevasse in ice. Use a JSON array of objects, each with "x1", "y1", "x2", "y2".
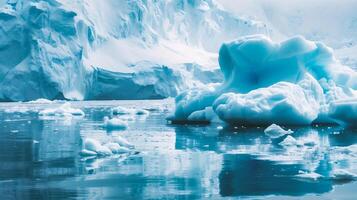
[{"x1": 170, "y1": 35, "x2": 357, "y2": 126}]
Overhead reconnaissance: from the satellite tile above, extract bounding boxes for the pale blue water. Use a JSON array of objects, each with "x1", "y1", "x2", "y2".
[{"x1": 0, "y1": 100, "x2": 356, "y2": 200}]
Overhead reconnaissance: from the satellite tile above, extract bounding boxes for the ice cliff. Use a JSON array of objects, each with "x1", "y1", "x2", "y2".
[
  {"x1": 0, "y1": 0, "x2": 270, "y2": 101},
  {"x1": 169, "y1": 35, "x2": 357, "y2": 126}
]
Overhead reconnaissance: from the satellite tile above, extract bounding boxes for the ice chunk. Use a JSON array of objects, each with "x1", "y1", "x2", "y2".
[
  {"x1": 167, "y1": 84, "x2": 219, "y2": 122},
  {"x1": 104, "y1": 116, "x2": 128, "y2": 130},
  {"x1": 295, "y1": 171, "x2": 323, "y2": 180},
  {"x1": 80, "y1": 149, "x2": 97, "y2": 156},
  {"x1": 331, "y1": 169, "x2": 357, "y2": 182},
  {"x1": 279, "y1": 135, "x2": 300, "y2": 146},
  {"x1": 83, "y1": 138, "x2": 103, "y2": 153},
  {"x1": 82, "y1": 138, "x2": 132, "y2": 157},
  {"x1": 112, "y1": 106, "x2": 135, "y2": 115},
  {"x1": 264, "y1": 124, "x2": 293, "y2": 139},
  {"x1": 104, "y1": 143, "x2": 130, "y2": 154},
  {"x1": 38, "y1": 102, "x2": 85, "y2": 117},
  {"x1": 113, "y1": 136, "x2": 134, "y2": 148},
  {"x1": 112, "y1": 106, "x2": 149, "y2": 116}
]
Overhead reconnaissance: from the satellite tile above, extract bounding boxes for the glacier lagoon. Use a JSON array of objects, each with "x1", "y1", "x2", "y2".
[
  {"x1": 0, "y1": 100, "x2": 356, "y2": 199},
  {"x1": 1, "y1": 0, "x2": 357, "y2": 199}
]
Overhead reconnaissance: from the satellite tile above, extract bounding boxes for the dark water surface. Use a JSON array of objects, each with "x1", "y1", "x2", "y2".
[{"x1": 0, "y1": 100, "x2": 356, "y2": 200}]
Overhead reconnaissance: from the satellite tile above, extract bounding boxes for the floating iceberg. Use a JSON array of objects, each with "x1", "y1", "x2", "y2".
[
  {"x1": 264, "y1": 124, "x2": 293, "y2": 139},
  {"x1": 170, "y1": 35, "x2": 357, "y2": 126}
]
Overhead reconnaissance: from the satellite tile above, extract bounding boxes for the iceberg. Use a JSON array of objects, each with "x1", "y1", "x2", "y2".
[{"x1": 170, "y1": 35, "x2": 357, "y2": 125}]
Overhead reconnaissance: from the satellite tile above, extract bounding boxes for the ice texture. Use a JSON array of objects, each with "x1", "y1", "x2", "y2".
[{"x1": 170, "y1": 35, "x2": 357, "y2": 126}]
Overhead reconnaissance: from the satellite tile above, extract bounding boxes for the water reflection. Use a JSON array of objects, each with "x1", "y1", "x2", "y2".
[{"x1": 0, "y1": 101, "x2": 356, "y2": 199}]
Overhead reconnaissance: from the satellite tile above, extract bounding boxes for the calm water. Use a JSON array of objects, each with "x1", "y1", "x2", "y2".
[{"x1": 0, "y1": 100, "x2": 356, "y2": 200}]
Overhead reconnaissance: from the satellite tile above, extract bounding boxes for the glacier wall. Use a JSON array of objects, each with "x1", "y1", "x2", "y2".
[{"x1": 0, "y1": 0, "x2": 271, "y2": 101}]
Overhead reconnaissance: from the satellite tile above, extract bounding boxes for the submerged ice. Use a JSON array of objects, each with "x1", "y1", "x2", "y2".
[{"x1": 170, "y1": 35, "x2": 357, "y2": 126}]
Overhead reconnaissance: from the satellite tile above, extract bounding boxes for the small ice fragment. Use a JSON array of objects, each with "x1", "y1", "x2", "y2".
[
  {"x1": 104, "y1": 142, "x2": 121, "y2": 153},
  {"x1": 279, "y1": 135, "x2": 298, "y2": 146},
  {"x1": 111, "y1": 106, "x2": 135, "y2": 115},
  {"x1": 80, "y1": 149, "x2": 97, "y2": 156},
  {"x1": 264, "y1": 124, "x2": 293, "y2": 139},
  {"x1": 113, "y1": 136, "x2": 134, "y2": 148},
  {"x1": 331, "y1": 169, "x2": 357, "y2": 181},
  {"x1": 296, "y1": 171, "x2": 322, "y2": 180},
  {"x1": 96, "y1": 146, "x2": 113, "y2": 156},
  {"x1": 104, "y1": 116, "x2": 128, "y2": 130},
  {"x1": 84, "y1": 138, "x2": 102, "y2": 152},
  {"x1": 82, "y1": 137, "x2": 132, "y2": 157},
  {"x1": 116, "y1": 146, "x2": 131, "y2": 153},
  {"x1": 217, "y1": 126, "x2": 223, "y2": 130}
]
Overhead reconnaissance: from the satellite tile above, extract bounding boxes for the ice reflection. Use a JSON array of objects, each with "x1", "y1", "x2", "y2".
[{"x1": 0, "y1": 101, "x2": 356, "y2": 199}]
